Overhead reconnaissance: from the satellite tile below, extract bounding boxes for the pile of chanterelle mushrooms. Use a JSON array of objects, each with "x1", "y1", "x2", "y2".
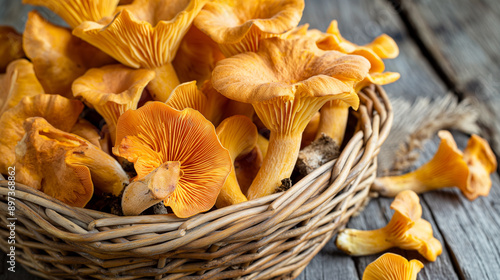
[{"x1": 0, "y1": 0, "x2": 496, "y2": 278}]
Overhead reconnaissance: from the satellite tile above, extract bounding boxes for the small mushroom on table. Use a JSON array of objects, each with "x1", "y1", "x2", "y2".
[
  {"x1": 362, "y1": 253, "x2": 424, "y2": 280},
  {"x1": 336, "y1": 190, "x2": 442, "y2": 261}
]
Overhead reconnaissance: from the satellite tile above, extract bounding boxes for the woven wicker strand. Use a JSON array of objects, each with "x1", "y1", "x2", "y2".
[{"x1": 0, "y1": 85, "x2": 393, "y2": 279}]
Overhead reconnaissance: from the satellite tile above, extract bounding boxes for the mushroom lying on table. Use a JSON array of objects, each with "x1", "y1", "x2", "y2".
[
  {"x1": 336, "y1": 190, "x2": 442, "y2": 261},
  {"x1": 362, "y1": 253, "x2": 424, "y2": 280},
  {"x1": 372, "y1": 130, "x2": 497, "y2": 200}
]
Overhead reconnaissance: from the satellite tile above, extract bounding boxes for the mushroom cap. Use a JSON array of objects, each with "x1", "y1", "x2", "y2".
[
  {"x1": 70, "y1": 118, "x2": 102, "y2": 148},
  {"x1": 194, "y1": 0, "x2": 304, "y2": 55},
  {"x1": 15, "y1": 117, "x2": 94, "y2": 207},
  {"x1": 386, "y1": 190, "x2": 442, "y2": 261},
  {"x1": 0, "y1": 26, "x2": 25, "y2": 73},
  {"x1": 212, "y1": 37, "x2": 369, "y2": 133},
  {"x1": 172, "y1": 25, "x2": 225, "y2": 85},
  {"x1": 22, "y1": 0, "x2": 120, "y2": 29},
  {"x1": 0, "y1": 59, "x2": 44, "y2": 116},
  {"x1": 362, "y1": 253, "x2": 423, "y2": 280},
  {"x1": 73, "y1": 0, "x2": 206, "y2": 69},
  {"x1": 113, "y1": 102, "x2": 232, "y2": 218},
  {"x1": 462, "y1": 134, "x2": 498, "y2": 200},
  {"x1": 72, "y1": 64, "x2": 155, "y2": 142},
  {"x1": 166, "y1": 80, "x2": 228, "y2": 126},
  {"x1": 324, "y1": 20, "x2": 399, "y2": 59},
  {"x1": 23, "y1": 11, "x2": 115, "y2": 98},
  {"x1": 216, "y1": 115, "x2": 258, "y2": 162},
  {"x1": 416, "y1": 130, "x2": 470, "y2": 192},
  {"x1": 215, "y1": 115, "x2": 257, "y2": 207},
  {"x1": 0, "y1": 94, "x2": 84, "y2": 174}
]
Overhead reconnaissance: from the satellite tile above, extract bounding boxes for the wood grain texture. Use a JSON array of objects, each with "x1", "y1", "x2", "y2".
[
  {"x1": 297, "y1": 0, "x2": 456, "y2": 278},
  {"x1": 396, "y1": 0, "x2": 500, "y2": 165}
]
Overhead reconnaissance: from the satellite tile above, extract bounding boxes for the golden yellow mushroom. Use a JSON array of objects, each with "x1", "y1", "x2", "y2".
[
  {"x1": 172, "y1": 25, "x2": 225, "y2": 85},
  {"x1": 212, "y1": 37, "x2": 369, "y2": 199},
  {"x1": 461, "y1": 134, "x2": 497, "y2": 200},
  {"x1": 72, "y1": 64, "x2": 155, "y2": 144},
  {"x1": 0, "y1": 94, "x2": 84, "y2": 174},
  {"x1": 372, "y1": 130, "x2": 496, "y2": 200},
  {"x1": 362, "y1": 253, "x2": 424, "y2": 280},
  {"x1": 23, "y1": 11, "x2": 115, "y2": 98},
  {"x1": 215, "y1": 115, "x2": 258, "y2": 208},
  {"x1": 311, "y1": 20, "x2": 400, "y2": 145},
  {"x1": 0, "y1": 59, "x2": 44, "y2": 116},
  {"x1": 73, "y1": 0, "x2": 207, "y2": 102},
  {"x1": 16, "y1": 118, "x2": 128, "y2": 206},
  {"x1": 194, "y1": 0, "x2": 304, "y2": 56},
  {"x1": 0, "y1": 26, "x2": 25, "y2": 73},
  {"x1": 336, "y1": 190, "x2": 442, "y2": 261},
  {"x1": 23, "y1": 0, "x2": 120, "y2": 29},
  {"x1": 113, "y1": 102, "x2": 232, "y2": 217},
  {"x1": 166, "y1": 80, "x2": 228, "y2": 126}
]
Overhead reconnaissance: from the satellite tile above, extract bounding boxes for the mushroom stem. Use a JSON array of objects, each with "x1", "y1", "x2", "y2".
[
  {"x1": 336, "y1": 228, "x2": 394, "y2": 256},
  {"x1": 247, "y1": 133, "x2": 301, "y2": 199},
  {"x1": 122, "y1": 161, "x2": 181, "y2": 216},
  {"x1": 316, "y1": 99, "x2": 351, "y2": 144},
  {"x1": 216, "y1": 171, "x2": 247, "y2": 208},
  {"x1": 372, "y1": 130, "x2": 470, "y2": 197},
  {"x1": 148, "y1": 63, "x2": 180, "y2": 102}
]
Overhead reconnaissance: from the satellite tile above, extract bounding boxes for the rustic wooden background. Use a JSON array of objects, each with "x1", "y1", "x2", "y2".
[{"x1": 1, "y1": 0, "x2": 500, "y2": 279}]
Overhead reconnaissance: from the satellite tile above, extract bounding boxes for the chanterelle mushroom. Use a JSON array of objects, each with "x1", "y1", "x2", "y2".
[
  {"x1": 22, "y1": 0, "x2": 120, "y2": 29},
  {"x1": 362, "y1": 253, "x2": 424, "y2": 280},
  {"x1": 0, "y1": 94, "x2": 84, "y2": 174},
  {"x1": 23, "y1": 11, "x2": 115, "y2": 98},
  {"x1": 336, "y1": 190, "x2": 442, "y2": 261},
  {"x1": 462, "y1": 134, "x2": 497, "y2": 200},
  {"x1": 194, "y1": 0, "x2": 304, "y2": 56},
  {"x1": 0, "y1": 59, "x2": 44, "y2": 116},
  {"x1": 311, "y1": 20, "x2": 400, "y2": 144},
  {"x1": 0, "y1": 26, "x2": 25, "y2": 73},
  {"x1": 113, "y1": 102, "x2": 232, "y2": 217},
  {"x1": 215, "y1": 115, "x2": 258, "y2": 208},
  {"x1": 73, "y1": 0, "x2": 207, "y2": 102},
  {"x1": 172, "y1": 25, "x2": 225, "y2": 85},
  {"x1": 72, "y1": 64, "x2": 155, "y2": 144},
  {"x1": 166, "y1": 80, "x2": 228, "y2": 126},
  {"x1": 371, "y1": 130, "x2": 496, "y2": 200},
  {"x1": 212, "y1": 37, "x2": 369, "y2": 199},
  {"x1": 15, "y1": 118, "x2": 128, "y2": 206}
]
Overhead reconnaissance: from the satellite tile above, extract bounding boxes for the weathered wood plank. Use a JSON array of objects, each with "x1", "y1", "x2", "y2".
[
  {"x1": 395, "y1": 0, "x2": 500, "y2": 165},
  {"x1": 296, "y1": 0, "x2": 460, "y2": 279},
  {"x1": 418, "y1": 133, "x2": 500, "y2": 280}
]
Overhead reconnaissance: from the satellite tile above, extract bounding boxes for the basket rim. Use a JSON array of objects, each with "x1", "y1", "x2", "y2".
[{"x1": 0, "y1": 84, "x2": 393, "y2": 254}]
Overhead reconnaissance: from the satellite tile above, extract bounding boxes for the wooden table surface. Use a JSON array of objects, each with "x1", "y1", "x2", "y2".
[{"x1": 1, "y1": 0, "x2": 500, "y2": 279}]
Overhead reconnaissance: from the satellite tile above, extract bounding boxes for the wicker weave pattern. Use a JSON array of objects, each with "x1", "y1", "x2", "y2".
[{"x1": 0, "y1": 85, "x2": 392, "y2": 280}]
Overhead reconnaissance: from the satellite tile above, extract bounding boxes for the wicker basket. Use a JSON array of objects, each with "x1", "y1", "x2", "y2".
[{"x1": 0, "y1": 85, "x2": 392, "y2": 280}]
